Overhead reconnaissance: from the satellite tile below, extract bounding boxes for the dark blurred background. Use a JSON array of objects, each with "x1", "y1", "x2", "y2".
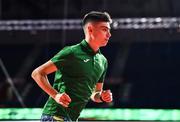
[{"x1": 0, "y1": 0, "x2": 180, "y2": 109}]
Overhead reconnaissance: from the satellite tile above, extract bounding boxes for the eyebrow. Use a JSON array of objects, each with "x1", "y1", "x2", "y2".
[{"x1": 100, "y1": 26, "x2": 111, "y2": 30}]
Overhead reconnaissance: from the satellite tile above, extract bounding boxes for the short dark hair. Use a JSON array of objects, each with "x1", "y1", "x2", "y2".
[{"x1": 82, "y1": 11, "x2": 112, "y2": 26}]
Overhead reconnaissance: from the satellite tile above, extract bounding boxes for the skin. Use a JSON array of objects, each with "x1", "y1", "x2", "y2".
[
  {"x1": 84, "y1": 21, "x2": 111, "y2": 52},
  {"x1": 84, "y1": 21, "x2": 112, "y2": 102},
  {"x1": 31, "y1": 21, "x2": 113, "y2": 108}
]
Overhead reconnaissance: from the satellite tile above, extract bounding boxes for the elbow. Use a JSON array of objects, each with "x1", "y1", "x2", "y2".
[
  {"x1": 31, "y1": 69, "x2": 36, "y2": 79},
  {"x1": 31, "y1": 68, "x2": 39, "y2": 80},
  {"x1": 31, "y1": 67, "x2": 46, "y2": 80}
]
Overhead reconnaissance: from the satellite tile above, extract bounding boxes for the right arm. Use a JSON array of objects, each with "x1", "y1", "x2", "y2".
[
  {"x1": 31, "y1": 60, "x2": 58, "y2": 99},
  {"x1": 31, "y1": 60, "x2": 71, "y2": 107}
]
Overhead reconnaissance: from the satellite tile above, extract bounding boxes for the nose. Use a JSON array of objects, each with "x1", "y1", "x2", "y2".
[{"x1": 107, "y1": 31, "x2": 111, "y2": 38}]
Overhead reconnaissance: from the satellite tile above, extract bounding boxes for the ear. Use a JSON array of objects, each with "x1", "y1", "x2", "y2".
[{"x1": 87, "y1": 24, "x2": 93, "y2": 34}]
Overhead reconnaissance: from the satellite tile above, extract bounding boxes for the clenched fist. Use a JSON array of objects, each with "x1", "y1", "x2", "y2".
[
  {"x1": 101, "y1": 90, "x2": 113, "y2": 103},
  {"x1": 54, "y1": 93, "x2": 71, "y2": 107}
]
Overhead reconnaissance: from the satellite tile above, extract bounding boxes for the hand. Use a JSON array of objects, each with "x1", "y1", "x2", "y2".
[
  {"x1": 101, "y1": 90, "x2": 113, "y2": 103},
  {"x1": 54, "y1": 93, "x2": 71, "y2": 107}
]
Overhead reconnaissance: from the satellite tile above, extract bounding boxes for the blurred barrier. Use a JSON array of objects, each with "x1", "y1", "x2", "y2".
[
  {"x1": 0, "y1": 17, "x2": 179, "y2": 31},
  {"x1": 0, "y1": 108, "x2": 180, "y2": 120}
]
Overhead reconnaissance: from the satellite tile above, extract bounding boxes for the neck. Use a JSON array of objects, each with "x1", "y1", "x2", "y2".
[{"x1": 85, "y1": 37, "x2": 99, "y2": 53}]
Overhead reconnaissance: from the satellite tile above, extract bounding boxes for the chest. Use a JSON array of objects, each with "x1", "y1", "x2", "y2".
[{"x1": 69, "y1": 53, "x2": 105, "y2": 78}]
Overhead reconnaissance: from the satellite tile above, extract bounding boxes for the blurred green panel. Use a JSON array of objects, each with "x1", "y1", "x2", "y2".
[{"x1": 0, "y1": 108, "x2": 180, "y2": 120}]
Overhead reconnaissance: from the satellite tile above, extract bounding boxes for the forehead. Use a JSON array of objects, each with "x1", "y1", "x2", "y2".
[{"x1": 92, "y1": 22, "x2": 111, "y2": 29}]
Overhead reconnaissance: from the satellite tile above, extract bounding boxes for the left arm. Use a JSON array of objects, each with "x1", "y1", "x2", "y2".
[{"x1": 91, "y1": 82, "x2": 113, "y2": 103}]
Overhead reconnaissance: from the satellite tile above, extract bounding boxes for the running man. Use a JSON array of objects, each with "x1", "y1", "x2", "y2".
[{"x1": 31, "y1": 11, "x2": 113, "y2": 121}]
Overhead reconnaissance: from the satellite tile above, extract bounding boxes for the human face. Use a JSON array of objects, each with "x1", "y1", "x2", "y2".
[{"x1": 90, "y1": 22, "x2": 111, "y2": 47}]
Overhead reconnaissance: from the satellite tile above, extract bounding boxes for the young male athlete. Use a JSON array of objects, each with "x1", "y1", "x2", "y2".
[{"x1": 31, "y1": 11, "x2": 113, "y2": 121}]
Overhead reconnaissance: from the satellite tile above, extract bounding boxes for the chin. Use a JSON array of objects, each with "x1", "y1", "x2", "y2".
[{"x1": 101, "y1": 43, "x2": 108, "y2": 47}]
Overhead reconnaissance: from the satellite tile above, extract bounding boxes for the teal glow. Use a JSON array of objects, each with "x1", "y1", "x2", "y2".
[{"x1": 0, "y1": 108, "x2": 180, "y2": 120}]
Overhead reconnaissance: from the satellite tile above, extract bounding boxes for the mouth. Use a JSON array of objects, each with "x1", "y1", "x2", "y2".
[{"x1": 105, "y1": 39, "x2": 109, "y2": 42}]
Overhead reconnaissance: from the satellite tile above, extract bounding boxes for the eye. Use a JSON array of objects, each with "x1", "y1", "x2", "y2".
[{"x1": 102, "y1": 28, "x2": 107, "y2": 31}]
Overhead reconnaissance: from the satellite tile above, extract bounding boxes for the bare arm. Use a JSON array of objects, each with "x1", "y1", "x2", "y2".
[
  {"x1": 31, "y1": 60, "x2": 58, "y2": 99},
  {"x1": 91, "y1": 83, "x2": 103, "y2": 103},
  {"x1": 31, "y1": 60, "x2": 71, "y2": 107},
  {"x1": 91, "y1": 82, "x2": 113, "y2": 103}
]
